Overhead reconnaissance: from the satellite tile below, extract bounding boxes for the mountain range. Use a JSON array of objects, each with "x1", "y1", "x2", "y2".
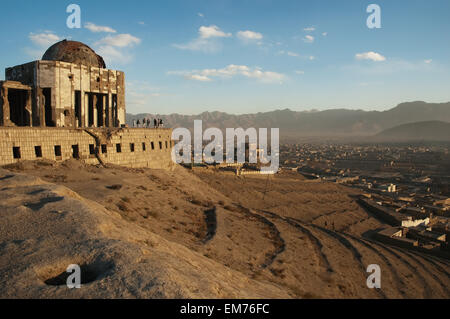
[
  {"x1": 374, "y1": 120, "x2": 450, "y2": 142},
  {"x1": 127, "y1": 101, "x2": 450, "y2": 142}
]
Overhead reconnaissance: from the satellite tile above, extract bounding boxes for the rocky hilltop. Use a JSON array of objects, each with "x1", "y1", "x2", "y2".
[{"x1": 0, "y1": 161, "x2": 449, "y2": 298}]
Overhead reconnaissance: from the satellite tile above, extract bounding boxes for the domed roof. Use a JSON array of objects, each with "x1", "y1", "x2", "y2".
[{"x1": 42, "y1": 40, "x2": 106, "y2": 68}]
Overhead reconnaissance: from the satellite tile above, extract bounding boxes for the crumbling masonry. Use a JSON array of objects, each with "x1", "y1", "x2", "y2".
[{"x1": 0, "y1": 40, "x2": 173, "y2": 169}]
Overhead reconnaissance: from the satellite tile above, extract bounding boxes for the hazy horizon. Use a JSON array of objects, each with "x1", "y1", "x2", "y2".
[
  {"x1": 127, "y1": 100, "x2": 450, "y2": 116},
  {"x1": 1, "y1": 0, "x2": 449, "y2": 115}
]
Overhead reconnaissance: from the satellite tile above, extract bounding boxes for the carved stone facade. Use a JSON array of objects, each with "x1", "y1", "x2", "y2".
[
  {"x1": 0, "y1": 40, "x2": 173, "y2": 169},
  {"x1": 0, "y1": 40, "x2": 125, "y2": 128}
]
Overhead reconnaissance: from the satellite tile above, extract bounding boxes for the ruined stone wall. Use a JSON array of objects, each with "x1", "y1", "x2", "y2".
[
  {"x1": 0, "y1": 128, "x2": 174, "y2": 169},
  {"x1": 86, "y1": 127, "x2": 173, "y2": 169},
  {"x1": 5, "y1": 62, "x2": 37, "y2": 86},
  {"x1": 5, "y1": 61, "x2": 126, "y2": 128}
]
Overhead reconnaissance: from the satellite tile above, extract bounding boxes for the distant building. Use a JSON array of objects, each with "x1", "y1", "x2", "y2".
[
  {"x1": 401, "y1": 217, "x2": 430, "y2": 228},
  {"x1": 388, "y1": 184, "x2": 397, "y2": 193},
  {"x1": 374, "y1": 227, "x2": 419, "y2": 248}
]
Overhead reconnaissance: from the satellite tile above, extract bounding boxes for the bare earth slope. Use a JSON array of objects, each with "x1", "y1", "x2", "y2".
[
  {"x1": 0, "y1": 167, "x2": 289, "y2": 298},
  {"x1": 1, "y1": 161, "x2": 449, "y2": 298}
]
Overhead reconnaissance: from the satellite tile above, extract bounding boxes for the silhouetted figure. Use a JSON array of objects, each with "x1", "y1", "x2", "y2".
[
  {"x1": 132, "y1": 120, "x2": 136, "y2": 128},
  {"x1": 137, "y1": 119, "x2": 140, "y2": 127},
  {"x1": 154, "y1": 119, "x2": 157, "y2": 128},
  {"x1": 146, "y1": 119, "x2": 151, "y2": 128}
]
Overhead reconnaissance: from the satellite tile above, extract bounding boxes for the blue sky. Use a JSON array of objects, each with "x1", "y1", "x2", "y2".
[{"x1": 0, "y1": 0, "x2": 449, "y2": 114}]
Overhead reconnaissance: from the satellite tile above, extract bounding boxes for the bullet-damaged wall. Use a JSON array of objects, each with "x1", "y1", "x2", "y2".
[
  {"x1": 0, "y1": 127, "x2": 174, "y2": 170},
  {"x1": 4, "y1": 61, "x2": 126, "y2": 128}
]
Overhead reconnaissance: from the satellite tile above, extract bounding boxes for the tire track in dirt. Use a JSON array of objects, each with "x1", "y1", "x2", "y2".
[
  {"x1": 398, "y1": 248, "x2": 450, "y2": 277},
  {"x1": 306, "y1": 223, "x2": 386, "y2": 299},
  {"x1": 360, "y1": 238, "x2": 434, "y2": 298},
  {"x1": 339, "y1": 233, "x2": 408, "y2": 298},
  {"x1": 255, "y1": 209, "x2": 334, "y2": 273},
  {"x1": 400, "y1": 250, "x2": 450, "y2": 296},
  {"x1": 309, "y1": 209, "x2": 347, "y2": 223},
  {"x1": 234, "y1": 205, "x2": 286, "y2": 269},
  {"x1": 361, "y1": 234, "x2": 450, "y2": 292},
  {"x1": 418, "y1": 255, "x2": 450, "y2": 278},
  {"x1": 339, "y1": 216, "x2": 372, "y2": 233},
  {"x1": 361, "y1": 234, "x2": 450, "y2": 296}
]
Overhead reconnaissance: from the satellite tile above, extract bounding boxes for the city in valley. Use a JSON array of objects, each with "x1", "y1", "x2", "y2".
[{"x1": 281, "y1": 142, "x2": 450, "y2": 257}]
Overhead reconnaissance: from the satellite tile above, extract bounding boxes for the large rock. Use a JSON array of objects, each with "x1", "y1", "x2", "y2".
[{"x1": 0, "y1": 169, "x2": 289, "y2": 299}]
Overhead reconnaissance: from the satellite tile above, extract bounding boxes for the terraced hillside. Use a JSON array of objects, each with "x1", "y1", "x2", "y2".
[{"x1": 1, "y1": 161, "x2": 449, "y2": 298}]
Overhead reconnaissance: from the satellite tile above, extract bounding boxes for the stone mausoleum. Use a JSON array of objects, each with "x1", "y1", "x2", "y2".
[
  {"x1": 1, "y1": 40, "x2": 125, "y2": 128},
  {"x1": 0, "y1": 40, "x2": 173, "y2": 169}
]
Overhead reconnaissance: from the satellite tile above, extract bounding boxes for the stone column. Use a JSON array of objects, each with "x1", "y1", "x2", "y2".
[
  {"x1": 1, "y1": 86, "x2": 12, "y2": 126},
  {"x1": 80, "y1": 91, "x2": 85, "y2": 127},
  {"x1": 25, "y1": 90, "x2": 32, "y2": 127},
  {"x1": 93, "y1": 94, "x2": 98, "y2": 127},
  {"x1": 84, "y1": 93, "x2": 89, "y2": 127},
  {"x1": 0, "y1": 86, "x2": 4, "y2": 126},
  {"x1": 102, "y1": 95, "x2": 106, "y2": 127},
  {"x1": 107, "y1": 93, "x2": 112, "y2": 128},
  {"x1": 38, "y1": 89, "x2": 46, "y2": 127}
]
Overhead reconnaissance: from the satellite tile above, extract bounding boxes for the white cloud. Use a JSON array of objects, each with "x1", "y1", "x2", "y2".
[
  {"x1": 277, "y1": 51, "x2": 314, "y2": 60},
  {"x1": 29, "y1": 32, "x2": 60, "y2": 47},
  {"x1": 186, "y1": 74, "x2": 213, "y2": 82},
  {"x1": 355, "y1": 51, "x2": 386, "y2": 62},
  {"x1": 27, "y1": 32, "x2": 61, "y2": 59},
  {"x1": 173, "y1": 25, "x2": 231, "y2": 53},
  {"x1": 199, "y1": 25, "x2": 232, "y2": 39},
  {"x1": 96, "y1": 45, "x2": 133, "y2": 64},
  {"x1": 95, "y1": 34, "x2": 141, "y2": 48},
  {"x1": 94, "y1": 33, "x2": 141, "y2": 65},
  {"x1": 304, "y1": 27, "x2": 315, "y2": 32},
  {"x1": 295, "y1": 70, "x2": 305, "y2": 74},
  {"x1": 278, "y1": 51, "x2": 300, "y2": 57},
  {"x1": 424, "y1": 59, "x2": 433, "y2": 64},
  {"x1": 198, "y1": 13, "x2": 204, "y2": 18},
  {"x1": 169, "y1": 64, "x2": 285, "y2": 84},
  {"x1": 322, "y1": 32, "x2": 328, "y2": 36},
  {"x1": 237, "y1": 30, "x2": 263, "y2": 41},
  {"x1": 138, "y1": 21, "x2": 146, "y2": 26},
  {"x1": 173, "y1": 38, "x2": 222, "y2": 53},
  {"x1": 303, "y1": 35, "x2": 315, "y2": 43},
  {"x1": 85, "y1": 22, "x2": 116, "y2": 33}
]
